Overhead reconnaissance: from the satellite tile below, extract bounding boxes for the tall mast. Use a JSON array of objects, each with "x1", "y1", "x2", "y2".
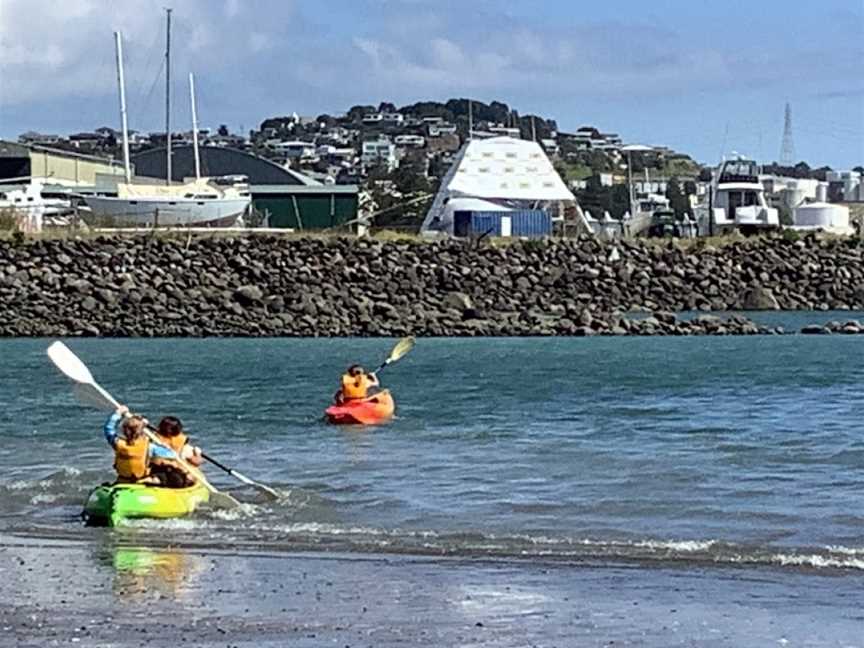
[
  {"x1": 165, "y1": 7, "x2": 172, "y2": 185},
  {"x1": 114, "y1": 32, "x2": 131, "y2": 183},
  {"x1": 189, "y1": 72, "x2": 201, "y2": 180}
]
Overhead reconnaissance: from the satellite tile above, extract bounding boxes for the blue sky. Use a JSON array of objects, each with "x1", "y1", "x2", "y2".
[{"x1": 1, "y1": 0, "x2": 862, "y2": 167}]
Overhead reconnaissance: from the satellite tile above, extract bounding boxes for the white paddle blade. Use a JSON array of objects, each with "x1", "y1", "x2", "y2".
[
  {"x1": 210, "y1": 491, "x2": 243, "y2": 510},
  {"x1": 73, "y1": 383, "x2": 119, "y2": 412},
  {"x1": 387, "y1": 336, "x2": 415, "y2": 363},
  {"x1": 47, "y1": 341, "x2": 95, "y2": 385}
]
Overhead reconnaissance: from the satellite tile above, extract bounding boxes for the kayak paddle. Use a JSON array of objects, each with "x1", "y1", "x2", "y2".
[
  {"x1": 46, "y1": 341, "x2": 241, "y2": 510},
  {"x1": 133, "y1": 421, "x2": 280, "y2": 501},
  {"x1": 200, "y1": 452, "x2": 281, "y2": 500},
  {"x1": 373, "y1": 336, "x2": 415, "y2": 375},
  {"x1": 68, "y1": 375, "x2": 279, "y2": 499}
]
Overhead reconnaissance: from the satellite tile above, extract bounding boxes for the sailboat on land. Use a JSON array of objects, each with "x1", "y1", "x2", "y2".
[{"x1": 84, "y1": 10, "x2": 250, "y2": 227}]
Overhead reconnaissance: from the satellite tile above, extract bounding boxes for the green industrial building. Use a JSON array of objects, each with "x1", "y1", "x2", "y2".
[
  {"x1": 132, "y1": 145, "x2": 358, "y2": 230},
  {"x1": 251, "y1": 184, "x2": 357, "y2": 229}
]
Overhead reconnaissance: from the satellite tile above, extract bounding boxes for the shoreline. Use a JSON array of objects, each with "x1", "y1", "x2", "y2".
[
  {"x1": 2, "y1": 234, "x2": 863, "y2": 337},
  {"x1": 2, "y1": 536, "x2": 863, "y2": 647}
]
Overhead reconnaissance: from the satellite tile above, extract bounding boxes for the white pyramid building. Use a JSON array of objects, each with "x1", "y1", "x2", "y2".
[{"x1": 421, "y1": 136, "x2": 576, "y2": 234}]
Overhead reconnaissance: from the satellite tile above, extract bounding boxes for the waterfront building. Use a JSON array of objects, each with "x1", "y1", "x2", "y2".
[{"x1": 420, "y1": 136, "x2": 578, "y2": 236}]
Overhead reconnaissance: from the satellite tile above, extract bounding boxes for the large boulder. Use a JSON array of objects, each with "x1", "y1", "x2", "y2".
[
  {"x1": 739, "y1": 286, "x2": 780, "y2": 310},
  {"x1": 441, "y1": 291, "x2": 473, "y2": 313},
  {"x1": 233, "y1": 285, "x2": 264, "y2": 306}
]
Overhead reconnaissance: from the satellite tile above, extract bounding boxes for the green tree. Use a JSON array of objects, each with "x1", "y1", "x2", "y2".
[{"x1": 666, "y1": 177, "x2": 690, "y2": 219}]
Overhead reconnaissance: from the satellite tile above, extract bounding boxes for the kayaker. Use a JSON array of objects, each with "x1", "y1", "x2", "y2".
[
  {"x1": 103, "y1": 406, "x2": 166, "y2": 485},
  {"x1": 149, "y1": 416, "x2": 204, "y2": 488},
  {"x1": 334, "y1": 364, "x2": 379, "y2": 404}
]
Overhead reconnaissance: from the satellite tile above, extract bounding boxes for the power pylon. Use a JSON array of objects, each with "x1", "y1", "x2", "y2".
[{"x1": 780, "y1": 102, "x2": 795, "y2": 166}]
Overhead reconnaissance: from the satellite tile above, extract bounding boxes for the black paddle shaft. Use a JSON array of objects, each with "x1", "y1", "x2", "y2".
[{"x1": 200, "y1": 452, "x2": 232, "y2": 474}]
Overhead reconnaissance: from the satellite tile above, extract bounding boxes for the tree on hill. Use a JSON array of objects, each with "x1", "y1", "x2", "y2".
[
  {"x1": 217, "y1": 124, "x2": 229, "y2": 136},
  {"x1": 347, "y1": 105, "x2": 377, "y2": 121},
  {"x1": 398, "y1": 101, "x2": 454, "y2": 121}
]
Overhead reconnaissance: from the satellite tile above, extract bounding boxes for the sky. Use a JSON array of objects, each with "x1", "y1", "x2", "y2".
[{"x1": 0, "y1": 0, "x2": 862, "y2": 168}]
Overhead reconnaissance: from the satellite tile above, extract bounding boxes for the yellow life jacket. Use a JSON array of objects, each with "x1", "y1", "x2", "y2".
[
  {"x1": 341, "y1": 373, "x2": 372, "y2": 400},
  {"x1": 114, "y1": 435, "x2": 150, "y2": 481},
  {"x1": 150, "y1": 432, "x2": 198, "y2": 486},
  {"x1": 156, "y1": 431, "x2": 188, "y2": 456}
]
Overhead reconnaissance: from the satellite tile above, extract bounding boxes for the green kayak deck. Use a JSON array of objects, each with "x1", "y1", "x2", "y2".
[{"x1": 83, "y1": 482, "x2": 210, "y2": 527}]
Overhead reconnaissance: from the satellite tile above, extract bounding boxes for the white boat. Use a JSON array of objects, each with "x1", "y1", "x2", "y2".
[
  {"x1": 84, "y1": 177, "x2": 250, "y2": 227},
  {"x1": 696, "y1": 157, "x2": 779, "y2": 235},
  {"x1": 84, "y1": 15, "x2": 251, "y2": 228},
  {"x1": 0, "y1": 180, "x2": 73, "y2": 232}
]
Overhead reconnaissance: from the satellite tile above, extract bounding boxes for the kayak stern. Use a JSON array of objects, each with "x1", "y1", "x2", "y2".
[{"x1": 83, "y1": 482, "x2": 210, "y2": 527}]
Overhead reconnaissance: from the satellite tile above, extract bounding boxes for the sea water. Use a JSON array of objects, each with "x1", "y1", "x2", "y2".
[{"x1": 1, "y1": 326, "x2": 863, "y2": 642}]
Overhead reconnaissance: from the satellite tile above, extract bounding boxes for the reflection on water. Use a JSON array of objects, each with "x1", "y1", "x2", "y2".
[{"x1": 97, "y1": 543, "x2": 207, "y2": 600}]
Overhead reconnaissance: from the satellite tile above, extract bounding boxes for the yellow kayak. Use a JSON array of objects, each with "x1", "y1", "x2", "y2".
[{"x1": 82, "y1": 482, "x2": 210, "y2": 527}]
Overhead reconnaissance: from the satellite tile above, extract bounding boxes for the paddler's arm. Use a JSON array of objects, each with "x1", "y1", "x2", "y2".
[
  {"x1": 180, "y1": 442, "x2": 203, "y2": 466},
  {"x1": 103, "y1": 405, "x2": 129, "y2": 448},
  {"x1": 148, "y1": 442, "x2": 175, "y2": 460}
]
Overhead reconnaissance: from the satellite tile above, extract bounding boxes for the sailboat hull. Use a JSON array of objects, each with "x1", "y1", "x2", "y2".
[{"x1": 83, "y1": 195, "x2": 250, "y2": 227}]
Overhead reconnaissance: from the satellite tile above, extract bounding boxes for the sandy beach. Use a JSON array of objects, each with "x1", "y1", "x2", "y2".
[{"x1": 2, "y1": 535, "x2": 862, "y2": 648}]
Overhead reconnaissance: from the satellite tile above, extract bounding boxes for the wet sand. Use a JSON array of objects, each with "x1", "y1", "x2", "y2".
[{"x1": 2, "y1": 536, "x2": 862, "y2": 647}]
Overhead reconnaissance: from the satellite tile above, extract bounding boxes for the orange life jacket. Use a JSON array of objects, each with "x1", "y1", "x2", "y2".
[
  {"x1": 114, "y1": 435, "x2": 150, "y2": 481},
  {"x1": 341, "y1": 373, "x2": 373, "y2": 400}
]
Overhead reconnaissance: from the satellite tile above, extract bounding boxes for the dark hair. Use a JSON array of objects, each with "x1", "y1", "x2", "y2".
[
  {"x1": 348, "y1": 364, "x2": 364, "y2": 376},
  {"x1": 158, "y1": 416, "x2": 184, "y2": 437}
]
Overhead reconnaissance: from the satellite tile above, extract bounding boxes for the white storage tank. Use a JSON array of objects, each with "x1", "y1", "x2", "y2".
[
  {"x1": 815, "y1": 182, "x2": 828, "y2": 202},
  {"x1": 793, "y1": 202, "x2": 853, "y2": 234}
]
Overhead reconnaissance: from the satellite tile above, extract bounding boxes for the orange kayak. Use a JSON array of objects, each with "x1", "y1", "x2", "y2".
[{"x1": 325, "y1": 390, "x2": 395, "y2": 425}]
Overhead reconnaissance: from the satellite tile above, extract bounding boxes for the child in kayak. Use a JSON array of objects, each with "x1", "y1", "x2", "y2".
[
  {"x1": 148, "y1": 416, "x2": 204, "y2": 488},
  {"x1": 103, "y1": 406, "x2": 164, "y2": 485},
  {"x1": 103, "y1": 407, "x2": 203, "y2": 488},
  {"x1": 334, "y1": 364, "x2": 379, "y2": 404}
]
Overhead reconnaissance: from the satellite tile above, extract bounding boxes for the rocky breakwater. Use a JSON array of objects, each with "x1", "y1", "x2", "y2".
[{"x1": 0, "y1": 234, "x2": 861, "y2": 337}]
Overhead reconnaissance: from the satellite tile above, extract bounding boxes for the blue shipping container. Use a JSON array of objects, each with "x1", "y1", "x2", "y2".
[
  {"x1": 511, "y1": 210, "x2": 552, "y2": 238},
  {"x1": 453, "y1": 210, "x2": 551, "y2": 239}
]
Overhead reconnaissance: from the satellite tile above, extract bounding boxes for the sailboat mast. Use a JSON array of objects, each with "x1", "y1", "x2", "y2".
[
  {"x1": 165, "y1": 7, "x2": 172, "y2": 186},
  {"x1": 189, "y1": 72, "x2": 201, "y2": 180},
  {"x1": 114, "y1": 32, "x2": 131, "y2": 183}
]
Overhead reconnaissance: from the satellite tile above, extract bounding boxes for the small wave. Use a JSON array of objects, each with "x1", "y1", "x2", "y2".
[
  {"x1": 184, "y1": 522, "x2": 864, "y2": 572},
  {"x1": 208, "y1": 503, "x2": 260, "y2": 521},
  {"x1": 770, "y1": 553, "x2": 864, "y2": 570},
  {"x1": 2, "y1": 467, "x2": 83, "y2": 492}
]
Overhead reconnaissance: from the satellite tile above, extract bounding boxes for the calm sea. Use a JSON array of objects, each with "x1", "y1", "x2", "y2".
[{"x1": 2, "y1": 317, "x2": 863, "y2": 577}]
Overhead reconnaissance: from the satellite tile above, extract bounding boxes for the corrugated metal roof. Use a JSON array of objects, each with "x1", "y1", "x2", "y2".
[{"x1": 250, "y1": 184, "x2": 358, "y2": 195}]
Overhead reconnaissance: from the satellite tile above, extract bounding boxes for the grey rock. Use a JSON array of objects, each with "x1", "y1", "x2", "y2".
[
  {"x1": 801, "y1": 324, "x2": 830, "y2": 335},
  {"x1": 234, "y1": 285, "x2": 264, "y2": 306},
  {"x1": 441, "y1": 291, "x2": 473, "y2": 312},
  {"x1": 739, "y1": 286, "x2": 780, "y2": 310}
]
